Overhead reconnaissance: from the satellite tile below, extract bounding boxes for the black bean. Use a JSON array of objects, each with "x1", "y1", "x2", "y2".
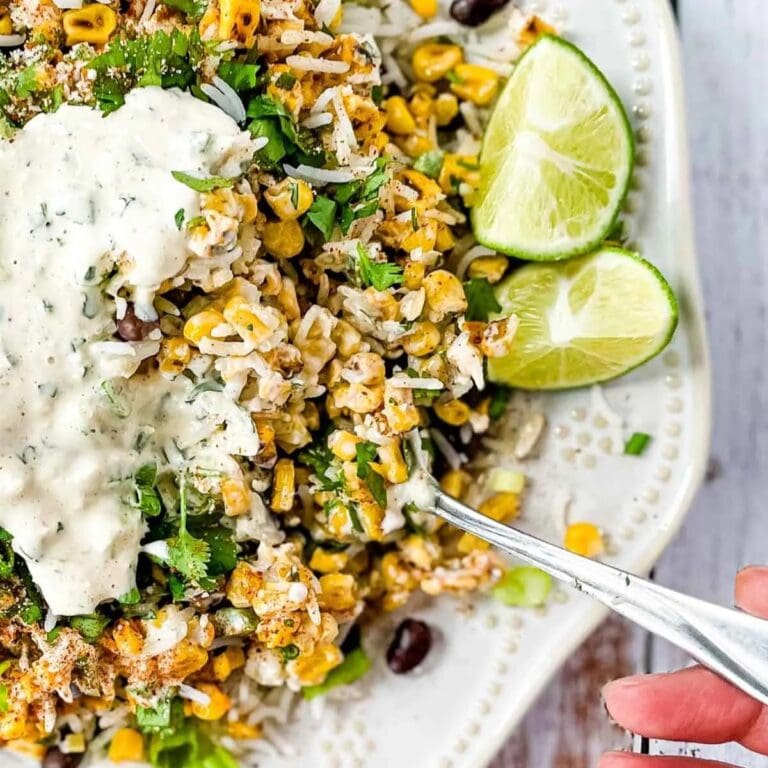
[
  {"x1": 386, "y1": 618, "x2": 432, "y2": 674},
  {"x1": 116, "y1": 304, "x2": 159, "y2": 342},
  {"x1": 43, "y1": 747, "x2": 83, "y2": 768},
  {"x1": 449, "y1": 0, "x2": 510, "y2": 27}
]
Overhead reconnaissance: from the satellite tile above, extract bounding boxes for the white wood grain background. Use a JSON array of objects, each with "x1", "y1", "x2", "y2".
[{"x1": 491, "y1": 0, "x2": 768, "y2": 765}]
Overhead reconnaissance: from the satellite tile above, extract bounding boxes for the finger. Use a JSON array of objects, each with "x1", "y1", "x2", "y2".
[
  {"x1": 735, "y1": 566, "x2": 768, "y2": 617},
  {"x1": 603, "y1": 667, "x2": 768, "y2": 753},
  {"x1": 599, "y1": 753, "x2": 737, "y2": 768}
]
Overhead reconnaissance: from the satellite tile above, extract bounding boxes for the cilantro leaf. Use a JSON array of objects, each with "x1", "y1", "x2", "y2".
[
  {"x1": 413, "y1": 150, "x2": 444, "y2": 179},
  {"x1": 355, "y1": 442, "x2": 387, "y2": 508},
  {"x1": 464, "y1": 278, "x2": 502, "y2": 321},
  {"x1": 298, "y1": 440, "x2": 342, "y2": 492},
  {"x1": 70, "y1": 613, "x2": 110, "y2": 642},
  {"x1": 161, "y1": 0, "x2": 208, "y2": 20},
  {"x1": 174, "y1": 208, "x2": 185, "y2": 230},
  {"x1": 302, "y1": 647, "x2": 372, "y2": 700},
  {"x1": 171, "y1": 171, "x2": 237, "y2": 192},
  {"x1": 0, "y1": 528, "x2": 14, "y2": 579},
  {"x1": 166, "y1": 475, "x2": 211, "y2": 583},
  {"x1": 305, "y1": 195, "x2": 337, "y2": 240},
  {"x1": 356, "y1": 243, "x2": 403, "y2": 291},
  {"x1": 118, "y1": 587, "x2": 141, "y2": 605},
  {"x1": 134, "y1": 463, "x2": 162, "y2": 518},
  {"x1": 217, "y1": 61, "x2": 260, "y2": 92}
]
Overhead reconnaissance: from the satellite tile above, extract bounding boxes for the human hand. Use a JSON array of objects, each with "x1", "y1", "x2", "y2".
[{"x1": 599, "y1": 566, "x2": 768, "y2": 767}]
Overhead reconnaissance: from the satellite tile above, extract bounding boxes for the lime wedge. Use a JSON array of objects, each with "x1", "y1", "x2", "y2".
[
  {"x1": 472, "y1": 35, "x2": 634, "y2": 261},
  {"x1": 488, "y1": 247, "x2": 678, "y2": 390}
]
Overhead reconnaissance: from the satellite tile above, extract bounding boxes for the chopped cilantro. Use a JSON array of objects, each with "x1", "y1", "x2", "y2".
[
  {"x1": 488, "y1": 384, "x2": 512, "y2": 421},
  {"x1": 0, "y1": 684, "x2": 7, "y2": 713},
  {"x1": 171, "y1": 170, "x2": 237, "y2": 192},
  {"x1": 302, "y1": 647, "x2": 371, "y2": 700},
  {"x1": 161, "y1": 0, "x2": 208, "y2": 19},
  {"x1": 357, "y1": 242, "x2": 403, "y2": 291},
  {"x1": 118, "y1": 587, "x2": 141, "y2": 605},
  {"x1": 446, "y1": 70, "x2": 464, "y2": 85},
  {"x1": 624, "y1": 432, "x2": 652, "y2": 456},
  {"x1": 275, "y1": 72, "x2": 297, "y2": 89},
  {"x1": 347, "y1": 502, "x2": 364, "y2": 534},
  {"x1": 70, "y1": 613, "x2": 110, "y2": 642},
  {"x1": 355, "y1": 442, "x2": 387, "y2": 508},
  {"x1": 166, "y1": 475, "x2": 211, "y2": 583},
  {"x1": 217, "y1": 60, "x2": 260, "y2": 92},
  {"x1": 0, "y1": 528, "x2": 14, "y2": 579},
  {"x1": 305, "y1": 195, "x2": 338, "y2": 241},
  {"x1": 298, "y1": 440, "x2": 342, "y2": 492},
  {"x1": 174, "y1": 208, "x2": 185, "y2": 230},
  {"x1": 413, "y1": 149, "x2": 444, "y2": 179},
  {"x1": 464, "y1": 278, "x2": 502, "y2": 321},
  {"x1": 134, "y1": 463, "x2": 162, "y2": 518}
]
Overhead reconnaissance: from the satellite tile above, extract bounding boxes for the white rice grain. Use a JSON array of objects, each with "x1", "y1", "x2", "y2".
[{"x1": 286, "y1": 55, "x2": 349, "y2": 73}]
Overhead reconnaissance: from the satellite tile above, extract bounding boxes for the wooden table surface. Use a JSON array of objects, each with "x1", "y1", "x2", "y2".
[{"x1": 490, "y1": 1, "x2": 768, "y2": 765}]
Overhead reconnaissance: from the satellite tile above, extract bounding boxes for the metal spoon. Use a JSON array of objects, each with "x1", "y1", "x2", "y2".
[{"x1": 433, "y1": 486, "x2": 768, "y2": 706}]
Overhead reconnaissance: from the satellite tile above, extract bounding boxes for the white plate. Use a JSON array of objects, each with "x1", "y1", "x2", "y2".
[
  {"x1": 258, "y1": 2, "x2": 710, "y2": 767},
  {"x1": 3, "y1": 1, "x2": 710, "y2": 766}
]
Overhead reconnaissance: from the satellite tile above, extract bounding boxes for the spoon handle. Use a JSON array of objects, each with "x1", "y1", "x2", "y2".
[{"x1": 434, "y1": 489, "x2": 768, "y2": 706}]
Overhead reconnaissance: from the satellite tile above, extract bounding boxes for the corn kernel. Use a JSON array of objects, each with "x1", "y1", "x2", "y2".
[
  {"x1": 402, "y1": 322, "x2": 440, "y2": 357},
  {"x1": 378, "y1": 441, "x2": 408, "y2": 483},
  {"x1": 264, "y1": 178, "x2": 313, "y2": 220},
  {"x1": 183, "y1": 309, "x2": 226, "y2": 345},
  {"x1": 223, "y1": 296, "x2": 273, "y2": 346},
  {"x1": 310, "y1": 548, "x2": 349, "y2": 573},
  {"x1": 440, "y1": 469, "x2": 471, "y2": 499},
  {"x1": 433, "y1": 399, "x2": 471, "y2": 426},
  {"x1": 329, "y1": 430, "x2": 361, "y2": 461},
  {"x1": 213, "y1": 646, "x2": 246, "y2": 681},
  {"x1": 479, "y1": 491, "x2": 521, "y2": 522},
  {"x1": 63, "y1": 5, "x2": 117, "y2": 46},
  {"x1": 331, "y1": 319, "x2": 363, "y2": 358},
  {"x1": 228, "y1": 721, "x2": 263, "y2": 740},
  {"x1": 190, "y1": 683, "x2": 232, "y2": 721},
  {"x1": 457, "y1": 532, "x2": 491, "y2": 554},
  {"x1": 293, "y1": 642, "x2": 343, "y2": 686},
  {"x1": 468, "y1": 255, "x2": 509, "y2": 284},
  {"x1": 423, "y1": 269, "x2": 467, "y2": 315},
  {"x1": 397, "y1": 133, "x2": 435, "y2": 158},
  {"x1": 384, "y1": 96, "x2": 417, "y2": 135},
  {"x1": 438, "y1": 153, "x2": 480, "y2": 195},
  {"x1": 412, "y1": 43, "x2": 464, "y2": 83},
  {"x1": 434, "y1": 92, "x2": 459, "y2": 126},
  {"x1": 410, "y1": 0, "x2": 438, "y2": 19},
  {"x1": 108, "y1": 729, "x2": 144, "y2": 764},
  {"x1": 564, "y1": 522, "x2": 605, "y2": 558},
  {"x1": 450, "y1": 63, "x2": 499, "y2": 106},
  {"x1": 226, "y1": 561, "x2": 263, "y2": 608},
  {"x1": 271, "y1": 458, "x2": 295, "y2": 513},
  {"x1": 219, "y1": 0, "x2": 260, "y2": 48},
  {"x1": 435, "y1": 222, "x2": 455, "y2": 251},
  {"x1": 262, "y1": 219, "x2": 305, "y2": 259},
  {"x1": 158, "y1": 337, "x2": 191, "y2": 376},
  {"x1": 168, "y1": 640, "x2": 209, "y2": 679},
  {"x1": 519, "y1": 14, "x2": 556, "y2": 47},
  {"x1": 318, "y1": 573, "x2": 357, "y2": 611},
  {"x1": 402, "y1": 221, "x2": 438, "y2": 253},
  {"x1": 0, "y1": 8, "x2": 12, "y2": 36},
  {"x1": 221, "y1": 478, "x2": 251, "y2": 517},
  {"x1": 403, "y1": 260, "x2": 426, "y2": 290},
  {"x1": 409, "y1": 89, "x2": 435, "y2": 122},
  {"x1": 112, "y1": 620, "x2": 144, "y2": 657}
]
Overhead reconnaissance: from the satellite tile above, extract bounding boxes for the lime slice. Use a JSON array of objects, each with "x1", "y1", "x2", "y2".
[
  {"x1": 488, "y1": 247, "x2": 678, "y2": 390},
  {"x1": 472, "y1": 35, "x2": 634, "y2": 261}
]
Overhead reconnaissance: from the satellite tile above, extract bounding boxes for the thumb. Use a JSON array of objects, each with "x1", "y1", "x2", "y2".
[{"x1": 735, "y1": 566, "x2": 768, "y2": 618}]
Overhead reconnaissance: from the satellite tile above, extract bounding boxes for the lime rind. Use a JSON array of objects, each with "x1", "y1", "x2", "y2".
[
  {"x1": 488, "y1": 247, "x2": 679, "y2": 391},
  {"x1": 472, "y1": 35, "x2": 635, "y2": 262}
]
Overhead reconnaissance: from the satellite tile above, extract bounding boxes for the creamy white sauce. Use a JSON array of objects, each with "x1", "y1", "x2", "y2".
[{"x1": 0, "y1": 88, "x2": 255, "y2": 615}]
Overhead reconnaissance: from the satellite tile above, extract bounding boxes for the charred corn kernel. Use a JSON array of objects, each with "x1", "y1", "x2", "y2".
[
  {"x1": 409, "y1": 90, "x2": 434, "y2": 121},
  {"x1": 440, "y1": 469, "x2": 470, "y2": 498},
  {"x1": 381, "y1": 551, "x2": 418, "y2": 591},
  {"x1": 402, "y1": 321, "x2": 441, "y2": 357},
  {"x1": 564, "y1": 522, "x2": 605, "y2": 558},
  {"x1": 271, "y1": 458, "x2": 295, "y2": 513},
  {"x1": 468, "y1": 255, "x2": 509, "y2": 283},
  {"x1": 219, "y1": 0, "x2": 260, "y2": 47},
  {"x1": 384, "y1": 96, "x2": 417, "y2": 135},
  {"x1": 158, "y1": 337, "x2": 191, "y2": 376},
  {"x1": 331, "y1": 319, "x2": 362, "y2": 358},
  {"x1": 236, "y1": 192, "x2": 259, "y2": 223},
  {"x1": 402, "y1": 222, "x2": 438, "y2": 254},
  {"x1": 423, "y1": 269, "x2": 467, "y2": 315},
  {"x1": 383, "y1": 385, "x2": 421, "y2": 433},
  {"x1": 434, "y1": 92, "x2": 459, "y2": 125},
  {"x1": 403, "y1": 260, "x2": 426, "y2": 290},
  {"x1": 399, "y1": 169, "x2": 444, "y2": 208},
  {"x1": 213, "y1": 646, "x2": 246, "y2": 681},
  {"x1": 457, "y1": 532, "x2": 490, "y2": 554},
  {"x1": 519, "y1": 14, "x2": 556, "y2": 46},
  {"x1": 293, "y1": 642, "x2": 343, "y2": 686},
  {"x1": 397, "y1": 133, "x2": 435, "y2": 158},
  {"x1": 329, "y1": 430, "x2": 361, "y2": 461},
  {"x1": 319, "y1": 573, "x2": 357, "y2": 611},
  {"x1": 435, "y1": 222, "x2": 455, "y2": 251},
  {"x1": 226, "y1": 562, "x2": 263, "y2": 608},
  {"x1": 264, "y1": 178, "x2": 313, "y2": 220},
  {"x1": 412, "y1": 43, "x2": 464, "y2": 83},
  {"x1": 326, "y1": 501, "x2": 351, "y2": 538},
  {"x1": 108, "y1": 729, "x2": 144, "y2": 764},
  {"x1": 378, "y1": 441, "x2": 408, "y2": 483},
  {"x1": 0, "y1": 8, "x2": 11, "y2": 35},
  {"x1": 479, "y1": 491, "x2": 521, "y2": 522},
  {"x1": 434, "y1": 398, "x2": 471, "y2": 426},
  {"x1": 189, "y1": 683, "x2": 232, "y2": 721},
  {"x1": 450, "y1": 63, "x2": 499, "y2": 106},
  {"x1": 438, "y1": 153, "x2": 480, "y2": 194},
  {"x1": 224, "y1": 297, "x2": 272, "y2": 345},
  {"x1": 183, "y1": 309, "x2": 226, "y2": 345},
  {"x1": 410, "y1": 0, "x2": 438, "y2": 19},
  {"x1": 228, "y1": 721, "x2": 263, "y2": 740},
  {"x1": 169, "y1": 639, "x2": 210, "y2": 678},
  {"x1": 221, "y1": 478, "x2": 250, "y2": 517},
  {"x1": 262, "y1": 219, "x2": 304, "y2": 259},
  {"x1": 112, "y1": 620, "x2": 144, "y2": 657},
  {"x1": 309, "y1": 548, "x2": 349, "y2": 574},
  {"x1": 400, "y1": 534, "x2": 439, "y2": 569},
  {"x1": 63, "y1": 5, "x2": 117, "y2": 46}
]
